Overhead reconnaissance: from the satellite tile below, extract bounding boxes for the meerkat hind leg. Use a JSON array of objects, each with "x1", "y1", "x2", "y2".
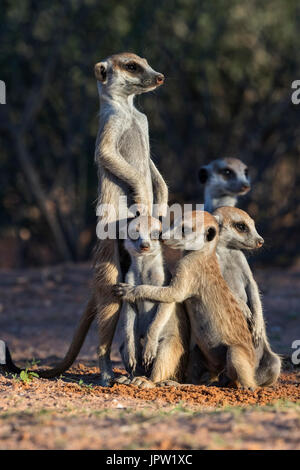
[
  {"x1": 96, "y1": 240, "x2": 122, "y2": 387},
  {"x1": 97, "y1": 301, "x2": 121, "y2": 387},
  {"x1": 150, "y1": 335, "x2": 185, "y2": 386},
  {"x1": 226, "y1": 345, "x2": 257, "y2": 391},
  {"x1": 255, "y1": 347, "x2": 281, "y2": 387}
]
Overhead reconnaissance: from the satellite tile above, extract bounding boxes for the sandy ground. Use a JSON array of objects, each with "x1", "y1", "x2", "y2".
[{"x1": 0, "y1": 262, "x2": 299, "y2": 450}]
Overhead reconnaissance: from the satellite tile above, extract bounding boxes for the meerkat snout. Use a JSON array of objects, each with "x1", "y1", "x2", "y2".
[
  {"x1": 256, "y1": 237, "x2": 264, "y2": 248},
  {"x1": 140, "y1": 241, "x2": 151, "y2": 251},
  {"x1": 240, "y1": 183, "x2": 251, "y2": 193},
  {"x1": 156, "y1": 73, "x2": 164, "y2": 85}
]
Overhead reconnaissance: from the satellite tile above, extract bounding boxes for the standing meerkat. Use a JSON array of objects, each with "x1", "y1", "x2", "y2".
[
  {"x1": 116, "y1": 215, "x2": 189, "y2": 388},
  {"x1": 199, "y1": 157, "x2": 250, "y2": 212},
  {"x1": 213, "y1": 206, "x2": 281, "y2": 386},
  {"x1": 114, "y1": 211, "x2": 258, "y2": 390},
  {"x1": 2, "y1": 53, "x2": 168, "y2": 386}
]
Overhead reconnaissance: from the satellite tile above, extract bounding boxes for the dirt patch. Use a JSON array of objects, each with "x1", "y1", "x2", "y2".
[
  {"x1": 0, "y1": 366, "x2": 299, "y2": 450},
  {"x1": 2, "y1": 366, "x2": 299, "y2": 408}
]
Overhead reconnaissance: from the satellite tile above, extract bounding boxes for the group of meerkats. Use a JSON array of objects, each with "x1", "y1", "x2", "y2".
[{"x1": 2, "y1": 53, "x2": 281, "y2": 391}]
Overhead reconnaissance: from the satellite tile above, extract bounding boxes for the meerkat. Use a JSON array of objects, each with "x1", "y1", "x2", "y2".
[
  {"x1": 199, "y1": 157, "x2": 250, "y2": 212},
  {"x1": 116, "y1": 215, "x2": 189, "y2": 388},
  {"x1": 2, "y1": 53, "x2": 168, "y2": 386},
  {"x1": 212, "y1": 207, "x2": 281, "y2": 386},
  {"x1": 114, "y1": 211, "x2": 259, "y2": 390}
]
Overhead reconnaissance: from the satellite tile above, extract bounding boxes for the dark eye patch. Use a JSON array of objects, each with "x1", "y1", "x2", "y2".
[
  {"x1": 233, "y1": 222, "x2": 249, "y2": 233},
  {"x1": 124, "y1": 62, "x2": 142, "y2": 73},
  {"x1": 220, "y1": 168, "x2": 235, "y2": 179},
  {"x1": 244, "y1": 168, "x2": 249, "y2": 178},
  {"x1": 151, "y1": 230, "x2": 160, "y2": 240},
  {"x1": 206, "y1": 227, "x2": 216, "y2": 242},
  {"x1": 127, "y1": 224, "x2": 140, "y2": 240}
]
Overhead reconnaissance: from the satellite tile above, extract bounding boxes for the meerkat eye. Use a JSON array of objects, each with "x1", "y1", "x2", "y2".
[
  {"x1": 244, "y1": 168, "x2": 249, "y2": 177},
  {"x1": 234, "y1": 222, "x2": 248, "y2": 233},
  {"x1": 128, "y1": 228, "x2": 139, "y2": 240},
  {"x1": 220, "y1": 168, "x2": 235, "y2": 179},
  {"x1": 126, "y1": 62, "x2": 138, "y2": 72},
  {"x1": 151, "y1": 230, "x2": 160, "y2": 240}
]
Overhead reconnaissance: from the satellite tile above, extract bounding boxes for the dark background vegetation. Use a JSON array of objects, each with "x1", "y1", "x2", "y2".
[{"x1": 0, "y1": 0, "x2": 299, "y2": 267}]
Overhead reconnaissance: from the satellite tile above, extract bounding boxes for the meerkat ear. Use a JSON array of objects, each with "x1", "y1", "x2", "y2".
[
  {"x1": 94, "y1": 61, "x2": 108, "y2": 83},
  {"x1": 198, "y1": 166, "x2": 209, "y2": 184},
  {"x1": 213, "y1": 214, "x2": 224, "y2": 230}
]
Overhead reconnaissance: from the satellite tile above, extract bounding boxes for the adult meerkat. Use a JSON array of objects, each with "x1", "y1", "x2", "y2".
[
  {"x1": 2, "y1": 53, "x2": 168, "y2": 386},
  {"x1": 114, "y1": 211, "x2": 258, "y2": 390},
  {"x1": 213, "y1": 207, "x2": 281, "y2": 386},
  {"x1": 199, "y1": 158, "x2": 250, "y2": 212},
  {"x1": 116, "y1": 215, "x2": 189, "y2": 388}
]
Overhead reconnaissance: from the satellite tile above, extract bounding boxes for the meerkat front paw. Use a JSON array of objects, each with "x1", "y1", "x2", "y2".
[
  {"x1": 252, "y1": 325, "x2": 264, "y2": 348},
  {"x1": 142, "y1": 337, "x2": 159, "y2": 370},
  {"x1": 113, "y1": 283, "x2": 137, "y2": 302},
  {"x1": 122, "y1": 345, "x2": 137, "y2": 376}
]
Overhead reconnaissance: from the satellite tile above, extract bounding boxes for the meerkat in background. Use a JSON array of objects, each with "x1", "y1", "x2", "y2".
[
  {"x1": 3, "y1": 53, "x2": 168, "y2": 386},
  {"x1": 116, "y1": 215, "x2": 189, "y2": 388},
  {"x1": 199, "y1": 157, "x2": 250, "y2": 212},
  {"x1": 213, "y1": 207, "x2": 281, "y2": 386},
  {"x1": 114, "y1": 211, "x2": 258, "y2": 390}
]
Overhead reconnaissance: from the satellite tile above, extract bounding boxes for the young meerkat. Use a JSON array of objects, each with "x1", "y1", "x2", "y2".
[
  {"x1": 3, "y1": 53, "x2": 168, "y2": 386},
  {"x1": 213, "y1": 206, "x2": 281, "y2": 386},
  {"x1": 199, "y1": 157, "x2": 250, "y2": 212},
  {"x1": 117, "y1": 215, "x2": 189, "y2": 389},
  {"x1": 114, "y1": 211, "x2": 258, "y2": 390}
]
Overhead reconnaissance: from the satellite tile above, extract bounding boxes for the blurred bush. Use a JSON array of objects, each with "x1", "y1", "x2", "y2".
[{"x1": 0, "y1": 0, "x2": 299, "y2": 267}]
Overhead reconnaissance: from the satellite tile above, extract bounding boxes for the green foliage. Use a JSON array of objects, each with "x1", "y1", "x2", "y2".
[
  {"x1": 19, "y1": 368, "x2": 39, "y2": 383},
  {"x1": 0, "y1": 0, "x2": 299, "y2": 265}
]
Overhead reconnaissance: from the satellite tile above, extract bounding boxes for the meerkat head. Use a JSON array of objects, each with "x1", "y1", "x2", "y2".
[
  {"x1": 94, "y1": 52, "x2": 164, "y2": 97},
  {"x1": 199, "y1": 158, "x2": 250, "y2": 198},
  {"x1": 213, "y1": 206, "x2": 264, "y2": 250},
  {"x1": 162, "y1": 210, "x2": 219, "y2": 253},
  {"x1": 124, "y1": 215, "x2": 162, "y2": 257}
]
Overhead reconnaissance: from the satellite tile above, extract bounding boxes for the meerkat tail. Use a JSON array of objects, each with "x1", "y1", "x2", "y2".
[{"x1": 1, "y1": 297, "x2": 96, "y2": 378}]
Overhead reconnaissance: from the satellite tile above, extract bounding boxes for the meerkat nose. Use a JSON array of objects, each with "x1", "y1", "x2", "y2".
[
  {"x1": 140, "y1": 241, "x2": 150, "y2": 250},
  {"x1": 256, "y1": 237, "x2": 264, "y2": 248},
  {"x1": 241, "y1": 184, "x2": 250, "y2": 191},
  {"x1": 156, "y1": 74, "x2": 164, "y2": 85}
]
